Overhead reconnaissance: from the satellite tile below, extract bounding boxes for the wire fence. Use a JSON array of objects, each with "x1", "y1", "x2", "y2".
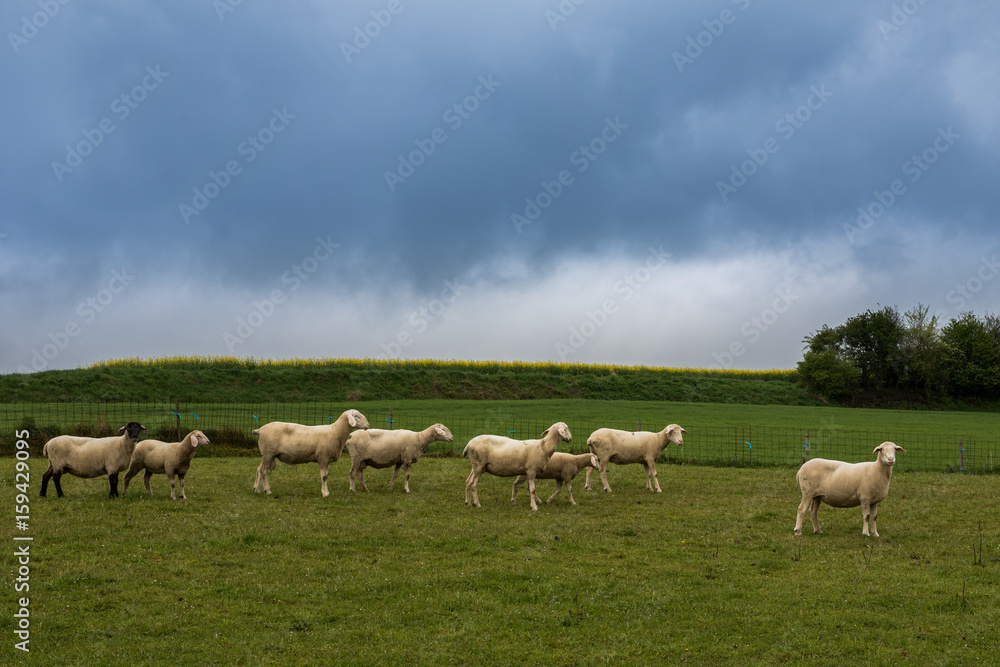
[{"x1": 2, "y1": 401, "x2": 997, "y2": 473}]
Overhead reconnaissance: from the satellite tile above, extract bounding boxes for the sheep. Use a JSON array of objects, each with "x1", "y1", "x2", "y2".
[
  {"x1": 463, "y1": 422, "x2": 572, "y2": 511},
  {"x1": 584, "y1": 424, "x2": 687, "y2": 493},
  {"x1": 511, "y1": 452, "x2": 599, "y2": 506},
  {"x1": 40, "y1": 422, "x2": 148, "y2": 499},
  {"x1": 794, "y1": 442, "x2": 907, "y2": 538},
  {"x1": 252, "y1": 409, "x2": 369, "y2": 497},
  {"x1": 346, "y1": 423, "x2": 453, "y2": 493},
  {"x1": 123, "y1": 429, "x2": 210, "y2": 500}
]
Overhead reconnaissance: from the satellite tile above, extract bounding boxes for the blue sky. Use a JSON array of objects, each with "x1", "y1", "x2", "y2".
[{"x1": 2, "y1": 0, "x2": 998, "y2": 374}]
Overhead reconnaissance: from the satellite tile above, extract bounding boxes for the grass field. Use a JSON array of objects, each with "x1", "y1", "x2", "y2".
[{"x1": 4, "y1": 457, "x2": 998, "y2": 665}]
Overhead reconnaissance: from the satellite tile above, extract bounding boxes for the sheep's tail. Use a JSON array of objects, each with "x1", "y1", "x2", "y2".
[
  {"x1": 252, "y1": 429, "x2": 260, "y2": 436},
  {"x1": 461, "y1": 442, "x2": 471, "y2": 458},
  {"x1": 42, "y1": 442, "x2": 48, "y2": 456}
]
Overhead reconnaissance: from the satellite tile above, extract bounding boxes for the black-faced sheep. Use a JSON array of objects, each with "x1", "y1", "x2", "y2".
[{"x1": 40, "y1": 422, "x2": 148, "y2": 499}]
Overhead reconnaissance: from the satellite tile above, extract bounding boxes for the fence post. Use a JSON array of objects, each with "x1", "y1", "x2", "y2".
[
  {"x1": 175, "y1": 400, "x2": 181, "y2": 440},
  {"x1": 959, "y1": 437, "x2": 964, "y2": 472},
  {"x1": 804, "y1": 429, "x2": 810, "y2": 461},
  {"x1": 388, "y1": 406, "x2": 394, "y2": 430}
]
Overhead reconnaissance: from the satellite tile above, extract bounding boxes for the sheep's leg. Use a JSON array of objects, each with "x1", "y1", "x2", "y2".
[
  {"x1": 564, "y1": 479, "x2": 576, "y2": 505},
  {"x1": 256, "y1": 456, "x2": 275, "y2": 495},
  {"x1": 123, "y1": 465, "x2": 140, "y2": 496},
  {"x1": 809, "y1": 498, "x2": 822, "y2": 534},
  {"x1": 794, "y1": 495, "x2": 811, "y2": 536},
  {"x1": 599, "y1": 461, "x2": 612, "y2": 493},
  {"x1": 357, "y1": 464, "x2": 368, "y2": 492},
  {"x1": 546, "y1": 480, "x2": 563, "y2": 504},
  {"x1": 253, "y1": 459, "x2": 266, "y2": 493},
  {"x1": 319, "y1": 461, "x2": 331, "y2": 498},
  {"x1": 649, "y1": 461, "x2": 662, "y2": 493},
  {"x1": 869, "y1": 502, "x2": 879, "y2": 538},
  {"x1": 466, "y1": 468, "x2": 482, "y2": 507},
  {"x1": 41, "y1": 464, "x2": 53, "y2": 497},
  {"x1": 348, "y1": 462, "x2": 359, "y2": 492},
  {"x1": 388, "y1": 463, "x2": 402, "y2": 489},
  {"x1": 108, "y1": 472, "x2": 120, "y2": 499},
  {"x1": 527, "y1": 474, "x2": 539, "y2": 511},
  {"x1": 511, "y1": 476, "x2": 524, "y2": 502},
  {"x1": 403, "y1": 463, "x2": 412, "y2": 493},
  {"x1": 53, "y1": 472, "x2": 64, "y2": 498}
]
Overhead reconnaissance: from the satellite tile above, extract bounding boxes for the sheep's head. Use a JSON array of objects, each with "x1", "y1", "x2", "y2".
[
  {"x1": 189, "y1": 430, "x2": 210, "y2": 448},
  {"x1": 874, "y1": 442, "x2": 906, "y2": 466},
  {"x1": 433, "y1": 424, "x2": 454, "y2": 442},
  {"x1": 664, "y1": 424, "x2": 687, "y2": 446},
  {"x1": 117, "y1": 422, "x2": 147, "y2": 443},
  {"x1": 541, "y1": 422, "x2": 572, "y2": 443},
  {"x1": 345, "y1": 409, "x2": 370, "y2": 430}
]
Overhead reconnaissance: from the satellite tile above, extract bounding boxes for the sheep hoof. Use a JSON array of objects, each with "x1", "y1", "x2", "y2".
[{"x1": 794, "y1": 529, "x2": 802, "y2": 536}]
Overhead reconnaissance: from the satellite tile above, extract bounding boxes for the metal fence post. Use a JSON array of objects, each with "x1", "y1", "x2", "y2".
[{"x1": 175, "y1": 399, "x2": 181, "y2": 440}]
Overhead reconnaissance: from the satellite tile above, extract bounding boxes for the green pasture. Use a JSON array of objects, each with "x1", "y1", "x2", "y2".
[{"x1": 3, "y1": 457, "x2": 998, "y2": 665}]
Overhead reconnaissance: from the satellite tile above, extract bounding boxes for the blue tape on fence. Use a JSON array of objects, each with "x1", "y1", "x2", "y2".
[
  {"x1": 190, "y1": 413, "x2": 198, "y2": 420},
  {"x1": 745, "y1": 441, "x2": 752, "y2": 449},
  {"x1": 252, "y1": 415, "x2": 258, "y2": 424},
  {"x1": 171, "y1": 411, "x2": 182, "y2": 417}
]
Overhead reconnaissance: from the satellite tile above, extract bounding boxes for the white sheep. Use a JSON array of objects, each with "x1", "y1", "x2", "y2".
[
  {"x1": 40, "y1": 422, "x2": 148, "y2": 498},
  {"x1": 346, "y1": 423, "x2": 453, "y2": 493},
  {"x1": 794, "y1": 442, "x2": 907, "y2": 537},
  {"x1": 463, "y1": 422, "x2": 572, "y2": 511},
  {"x1": 511, "y1": 452, "x2": 599, "y2": 506},
  {"x1": 252, "y1": 409, "x2": 369, "y2": 497},
  {"x1": 584, "y1": 424, "x2": 687, "y2": 493},
  {"x1": 123, "y1": 429, "x2": 210, "y2": 500}
]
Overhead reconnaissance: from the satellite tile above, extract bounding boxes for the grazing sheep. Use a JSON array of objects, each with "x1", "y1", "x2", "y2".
[
  {"x1": 252, "y1": 409, "x2": 369, "y2": 497},
  {"x1": 584, "y1": 424, "x2": 687, "y2": 493},
  {"x1": 346, "y1": 423, "x2": 453, "y2": 493},
  {"x1": 794, "y1": 442, "x2": 907, "y2": 537},
  {"x1": 511, "y1": 452, "x2": 599, "y2": 506},
  {"x1": 40, "y1": 422, "x2": 148, "y2": 499},
  {"x1": 123, "y1": 430, "x2": 210, "y2": 500},
  {"x1": 463, "y1": 422, "x2": 572, "y2": 511}
]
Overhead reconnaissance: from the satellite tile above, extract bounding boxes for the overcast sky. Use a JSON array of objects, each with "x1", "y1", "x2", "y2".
[{"x1": 2, "y1": 0, "x2": 998, "y2": 374}]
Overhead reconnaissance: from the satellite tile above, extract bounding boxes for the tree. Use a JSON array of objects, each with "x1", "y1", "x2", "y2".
[
  {"x1": 839, "y1": 305, "x2": 902, "y2": 390},
  {"x1": 897, "y1": 304, "x2": 949, "y2": 400},
  {"x1": 797, "y1": 325, "x2": 860, "y2": 401},
  {"x1": 942, "y1": 312, "x2": 1000, "y2": 398}
]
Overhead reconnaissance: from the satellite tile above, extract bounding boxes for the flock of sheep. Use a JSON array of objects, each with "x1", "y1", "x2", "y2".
[{"x1": 37, "y1": 408, "x2": 907, "y2": 535}]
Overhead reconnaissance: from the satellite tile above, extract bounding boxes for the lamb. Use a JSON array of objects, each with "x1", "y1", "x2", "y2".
[
  {"x1": 40, "y1": 422, "x2": 148, "y2": 499},
  {"x1": 252, "y1": 409, "x2": 369, "y2": 497},
  {"x1": 511, "y1": 452, "x2": 599, "y2": 506},
  {"x1": 463, "y1": 422, "x2": 572, "y2": 511},
  {"x1": 794, "y1": 442, "x2": 907, "y2": 537},
  {"x1": 123, "y1": 429, "x2": 210, "y2": 500},
  {"x1": 584, "y1": 424, "x2": 687, "y2": 493},
  {"x1": 346, "y1": 423, "x2": 453, "y2": 493}
]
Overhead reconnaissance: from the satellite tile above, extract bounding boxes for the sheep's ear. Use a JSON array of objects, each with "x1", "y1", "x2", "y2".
[
  {"x1": 541, "y1": 429, "x2": 550, "y2": 437},
  {"x1": 347, "y1": 412, "x2": 357, "y2": 427},
  {"x1": 117, "y1": 425, "x2": 126, "y2": 434},
  {"x1": 895, "y1": 445, "x2": 907, "y2": 453},
  {"x1": 680, "y1": 427, "x2": 688, "y2": 434}
]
